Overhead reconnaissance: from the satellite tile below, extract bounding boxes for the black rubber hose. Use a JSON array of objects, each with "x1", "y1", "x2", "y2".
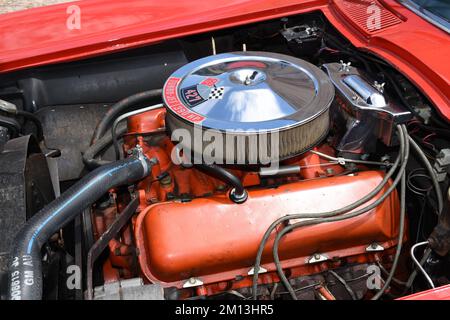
[
  {"x1": 91, "y1": 89, "x2": 162, "y2": 144},
  {"x1": 270, "y1": 125, "x2": 409, "y2": 300},
  {"x1": 328, "y1": 270, "x2": 357, "y2": 300},
  {"x1": 83, "y1": 123, "x2": 128, "y2": 169},
  {"x1": 408, "y1": 136, "x2": 443, "y2": 215},
  {"x1": 251, "y1": 125, "x2": 406, "y2": 299},
  {"x1": 8, "y1": 151, "x2": 154, "y2": 300},
  {"x1": 111, "y1": 104, "x2": 165, "y2": 161},
  {"x1": 16, "y1": 110, "x2": 44, "y2": 142},
  {"x1": 199, "y1": 164, "x2": 248, "y2": 203}
]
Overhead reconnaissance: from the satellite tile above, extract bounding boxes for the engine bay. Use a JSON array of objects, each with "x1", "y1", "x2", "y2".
[{"x1": 0, "y1": 11, "x2": 449, "y2": 300}]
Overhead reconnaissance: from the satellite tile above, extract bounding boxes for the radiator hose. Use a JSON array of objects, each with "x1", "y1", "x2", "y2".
[{"x1": 8, "y1": 146, "x2": 155, "y2": 300}]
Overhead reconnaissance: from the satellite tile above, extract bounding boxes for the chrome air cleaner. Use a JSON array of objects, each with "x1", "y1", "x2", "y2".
[{"x1": 163, "y1": 51, "x2": 334, "y2": 164}]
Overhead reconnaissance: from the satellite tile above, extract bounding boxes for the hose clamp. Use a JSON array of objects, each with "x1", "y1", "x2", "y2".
[{"x1": 131, "y1": 145, "x2": 157, "y2": 176}]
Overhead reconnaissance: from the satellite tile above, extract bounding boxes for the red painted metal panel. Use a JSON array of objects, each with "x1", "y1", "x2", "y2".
[
  {"x1": 399, "y1": 284, "x2": 450, "y2": 300},
  {"x1": 0, "y1": 0, "x2": 448, "y2": 119}
]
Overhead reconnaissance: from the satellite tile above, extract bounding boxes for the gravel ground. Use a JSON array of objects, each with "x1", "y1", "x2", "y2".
[{"x1": 0, "y1": 0, "x2": 76, "y2": 14}]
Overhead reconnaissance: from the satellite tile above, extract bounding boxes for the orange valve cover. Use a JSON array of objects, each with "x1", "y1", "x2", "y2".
[{"x1": 135, "y1": 171, "x2": 400, "y2": 287}]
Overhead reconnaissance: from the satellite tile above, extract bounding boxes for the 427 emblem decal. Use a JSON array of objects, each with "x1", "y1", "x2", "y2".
[
  {"x1": 181, "y1": 77, "x2": 224, "y2": 107},
  {"x1": 181, "y1": 85, "x2": 207, "y2": 107}
]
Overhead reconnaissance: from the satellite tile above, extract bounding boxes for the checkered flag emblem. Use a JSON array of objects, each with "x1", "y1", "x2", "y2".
[{"x1": 208, "y1": 87, "x2": 225, "y2": 100}]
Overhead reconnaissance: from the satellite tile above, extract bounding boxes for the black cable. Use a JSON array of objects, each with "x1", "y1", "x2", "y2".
[
  {"x1": 83, "y1": 123, "x2": 128, "y2": 169},
  {"x1": 272, "y1": 126, "x2": 410, "y2": 300},
  {"x1": 91, "y1": 89, "x2": 162, "y2": 144},
  {"x1": 272, "y1": 168, "x2": 407, "y2": 299},
  {"x1": 4, "y1": 110, "x2": 60, "y2": 157},
  {"x1": 110, "y1": 104, "x2": 164, "y2": 160},
  {"x1": 372, "y1": 150, "x2": 407, "y2": 300},
  {"x1": 405, "y1": 168, "x2": 435, "y2": 242},
  {"x1": 376, "y1": 68, "x2": 422, "y2": 119},
  {"x1": 377, "y1": 262, "x2": 407, "y2": 287},
  {"x1": 199, "y1": 164, "x2": 248, "y2": 203},
  {"x1": 268, "y1": 125, "x2": 409, "y2": 300},
  {"x1": 407, "y1": 168, "x2": 433, "y2": 197},
  {"x1": 409, "y1": 136, "x2": 443, "y2": 215},
  {"x1": 429, "y1": 116, "x2": 450, "y2": 130},
  {"x1": 417, "y1": 123, "x2": 450, "y2": 140},
  {"x1": 16, "y1": 110, "x2": 44, "y2": 142},
  {"x1": 328, "y1": 270, "x2": 357, "y2": 300},
  {"x1": 251, "y1": 125, "x2": 405, "y2": 299},
  {"x1": 376, "y1": 65, "x2": 450, "y2": 134},
  {"x1": 346, "y1": 271, "x2": 373, "y2": 283},
  {"x1": 417, "y1": 190, "x2": 432, "y2": 243},
  {"x1": 322, "y1": 33, "x2": 390, "y2": 71},
  {"x1": 274, "y1": 282, "x2": 321, "y2": 296}
]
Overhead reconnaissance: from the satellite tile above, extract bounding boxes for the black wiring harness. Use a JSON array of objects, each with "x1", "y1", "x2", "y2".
[{"x1": 252, "y1": 125, "x2": 413, "y2": 300}]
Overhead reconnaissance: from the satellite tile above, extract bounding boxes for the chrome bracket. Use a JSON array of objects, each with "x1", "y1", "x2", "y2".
[
  {"x1": 307, "y1": 253, "x2": 329, "y2": 264},
  {"x1": 366, "y1": 243, "x2": 385, "y2": 252},
  {"x1": 248, "y1": 266, "x2": 267, "y2": 276},
  {"x1": 182, "y1": 277, "x2": 204, "y2": 288}
]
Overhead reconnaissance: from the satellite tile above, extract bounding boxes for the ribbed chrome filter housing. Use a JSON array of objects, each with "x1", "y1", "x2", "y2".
[{"x1": 163, "y1": 51, "x2": 334, "y2": 163}]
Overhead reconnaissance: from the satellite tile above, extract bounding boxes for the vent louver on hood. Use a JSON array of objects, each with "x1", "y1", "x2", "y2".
[{"x1": 333, "y1": 0, "x2": 403, "y2": 35}]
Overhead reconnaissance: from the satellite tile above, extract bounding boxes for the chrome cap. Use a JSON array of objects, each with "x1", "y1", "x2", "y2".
[{"x1": 163, "y1": 51, "x2": 334, "y2": 133}]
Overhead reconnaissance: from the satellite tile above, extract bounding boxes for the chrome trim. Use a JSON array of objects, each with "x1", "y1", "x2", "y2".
[
  {"x1": 164, "y1": 51, "x2": 334, "y2": 133},
  {"x1": 323, "y1": 62, "x2": 412, "y2": 146},
  {"x1": 248, "y1": 266, "x2": 267, "y2": 275},
  {"x1": 343, "y1": 75, "x2": 387, "y2": 108}
]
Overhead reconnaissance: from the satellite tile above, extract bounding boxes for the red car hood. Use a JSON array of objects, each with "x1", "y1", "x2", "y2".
[{"x1": 0, "y1": 0, "x2": 449, "y2": 120}]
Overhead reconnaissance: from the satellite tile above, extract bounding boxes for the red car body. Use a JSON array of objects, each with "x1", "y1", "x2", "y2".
[
  {"x1": 0, "y1": 0, "x2": 448, "y2": 300},
  {"x1": 0, "y1": 0, "x2": 449, "y2": 121}
]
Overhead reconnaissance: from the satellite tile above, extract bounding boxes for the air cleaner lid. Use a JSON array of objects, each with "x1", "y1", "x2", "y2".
[{"x1": 163, "y1": 51, "x2": 334, "y2": 132}]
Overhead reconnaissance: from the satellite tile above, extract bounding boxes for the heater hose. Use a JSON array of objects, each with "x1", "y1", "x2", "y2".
[
  {"x1": 91, "y1": 89, "x2": 162, "y2": 144},
  {"x1": 8, "y1": 148, "x2": 154, "y2": 300}
]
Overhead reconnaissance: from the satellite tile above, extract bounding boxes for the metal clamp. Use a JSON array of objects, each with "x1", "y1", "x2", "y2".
[
  {"x1": 307, "y1": 253, "x2": 329, "y2": 264},
  {"x1": 183, "y1": 277, "x2": 204, "y2": 288},
  {"x1": 248, "y1": 266, "x2": 268, "y2": 276},
  {"x1": 366, "y1": 243, "x2": 385, "y2": 252}
]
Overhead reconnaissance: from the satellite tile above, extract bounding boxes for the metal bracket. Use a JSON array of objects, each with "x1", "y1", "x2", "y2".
[
  {"x1": 366, "y1": 243, "x2": 385, "y2": 252},
  {"x1": 307, "y1": 253, "x2": 329, "y2": 264},
  {"x1": 248, "y1": 266, "x2": 268, "y2": 276},
  {"x1": 280, "y1": 25, "x2": 320, "y2": 44},
  {"x1": 86, "y1": 197, "x2": 139, "y2": 300},
  {"x1": 0, "y1": 99, "x2": 17, "y2": 114},
  {"x1": 183, "y1": 277, "x2": 204, "y2": 288},
  {"x1": 338, "y1": 60, "x2": 351, "y2": 72},
  {"x1": 336, "y1": 157, "x2": 346, "y2": 165}
]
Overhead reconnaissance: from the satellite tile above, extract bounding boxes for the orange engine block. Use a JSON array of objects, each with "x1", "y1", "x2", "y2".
[
  {"x1": 135, "y1": 171, "x2": 400, "y2": 289},
  {"x1": 108, "y1": 109, "x2": 402, "y2": 294}
]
